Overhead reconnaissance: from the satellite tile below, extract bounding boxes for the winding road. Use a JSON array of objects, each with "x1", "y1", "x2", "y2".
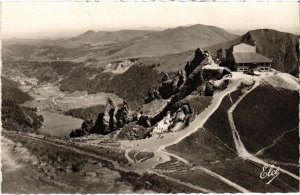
[
  {"x1": 120, "y1": 76, "x2": 252, "y2": 192},
  {"x1": 121, "y1": 72, "x2": 300, "y2": 192}
]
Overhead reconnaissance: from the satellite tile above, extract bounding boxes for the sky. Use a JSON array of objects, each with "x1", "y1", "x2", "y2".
[{"x1": 1, "y1": 1, "x2": 299, "y2": 38}]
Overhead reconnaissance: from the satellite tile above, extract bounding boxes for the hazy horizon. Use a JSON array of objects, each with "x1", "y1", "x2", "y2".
[{"x1": 1, "y1": 2, "x2": 299, "y2": 39}]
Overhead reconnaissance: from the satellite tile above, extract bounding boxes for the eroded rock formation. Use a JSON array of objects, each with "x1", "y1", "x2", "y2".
[
  {"x1": 70, "y1": 98, "x2": 132, "y2": 137},
  {"x1": 115, "y1": 100, "x2": 132, "y2": 128},
  {"x1": 185, "y1": 48, "x2": 209, "y2": 76}
]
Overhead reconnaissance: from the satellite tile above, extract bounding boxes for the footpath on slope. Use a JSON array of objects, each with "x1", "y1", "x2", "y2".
[{"x1": 227, "y1": 75, "x2": 300, "y2": 181}]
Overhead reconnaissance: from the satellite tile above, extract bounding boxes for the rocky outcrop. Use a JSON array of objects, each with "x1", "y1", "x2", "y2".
[
  {"x1": 172, "y1": 61, "x2": 204, "y2": 103},
  {"x1": 145, "y1": 86, "x2": 161, "y2": 103},
  {"x1": 159, "y1": 71, "x2": 186, "y2": 98},
  {"x1": 70, "y1": 98, "x2": 132, "y2": 137},
  {"x1": 116, "y1": 122, "x2": 152, "y2": 140},
  {"x1": 137, "y1": 115, "x2": 152, "y2": 127},
  {"x1": 149, "y1": 48, "x2": 208, "y2": 105},
  {"x1": 202, "y1": 65, "x2": 232, "y2": 81},
  {"x1": 152, "y1": 111, "x2": 172, "y2": 133},
  {"x1": 70, "y1": 128, "x2": 89, "y2": 138},
  {"x1": 81, "y1": 119, "x2": 94, "y2": 133},
  {"x1": 104, "y1": 98, "x2": 117, "y2": 132},
  {"x1": 204, "y1": 79, "x2": 231, "y2": 96},
  {"x1": 115, "y1": 100, "x2": 132, "y2": 128},
  {"x1": 146, "y1": 48, "x2": 210, "y2": 130},
  {"x1": 152, "y1": 105, "x2": 192, "y2": 133},
  {"x1": 145, "y1": 71, "x2": 186, "y2": 102},
  {"x1": 88, "y1": 98, "x2": 117, "y2": 135},
  {"x1": 185, "y1": 48, "x2": 209, "y2": 76}
]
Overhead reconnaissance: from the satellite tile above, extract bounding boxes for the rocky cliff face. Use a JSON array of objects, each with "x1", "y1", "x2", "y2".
[
  {"x1": 145, "y1": 48, "x2": 228, "y2": 131},
  {"x1": 145, "y1": 48, "x2": 208, "y2": 103}
]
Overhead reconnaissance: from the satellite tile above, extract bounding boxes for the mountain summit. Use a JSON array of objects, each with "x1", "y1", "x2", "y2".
[{"x1": 111, "y1": 24, "x2": 237, "y2": 58}]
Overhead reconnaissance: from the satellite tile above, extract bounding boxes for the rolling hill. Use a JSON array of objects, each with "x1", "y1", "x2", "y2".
[
  {"x1": 69, "y1": 30, "x2": 156, "y2": 46},
  {"x1": 3, "y1": 24, "x2": 237, "y2": 62},
  {"x1": 109, "y1": 24, "x2": 237, "y2": 58}
]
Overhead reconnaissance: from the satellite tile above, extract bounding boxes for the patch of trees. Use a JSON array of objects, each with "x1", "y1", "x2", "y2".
[
  {"x1": 1, "y1": 77, "x2": 43, "y2": 132},
  {"x1": 60, "y1": 66, "x2": 112, "y2": 93},
  {"x1": 65, "y1": 105, "x2": 105, "y2": 121},
  {"x1": 60, "y1": 65, "x2": 163, "y2": 109},
  {"x1": 110, "y1": 65, "x2": 164, "y2": 108},
  {"x1": 1, "y1": 77, "x2": 33, "y2": 104}
]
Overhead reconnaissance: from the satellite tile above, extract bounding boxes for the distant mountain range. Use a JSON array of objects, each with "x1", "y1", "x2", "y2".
[
  {"x1": 2, "y1": 24, "x2": 237, "y2": 61},
  {"x1": 68, "y1": 30, "x2": 156, "y2": 46},
  {"x1": 3, "y1": 24, "x2": 299, "y2": 76}
]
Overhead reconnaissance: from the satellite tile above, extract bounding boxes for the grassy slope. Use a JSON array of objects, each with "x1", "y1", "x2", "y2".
[
  {"x1": 167, "y1": 89, "x2": 243, "y2": 165},
  {"x1": 196, "y1": 82, "x2": 298, "y2": 164},
  {"x1": 261, "y1": 130, "x2": 298, "y2": 164},
  {"x1": 166, "y1": 83, "x2": 299, "y2": 192},
  {"x1": 167, "y1": 127, "x2": 236, "y2": 166},
  {"x1": 233, "y1": 84, "x2": 299, "y2": 164},
  {"x1": 203, "y1": 89, "x2": 243, "y2": 149},
  {"x1": 203, "y1": 159, "x2": 299, "y2": 192},
  {"x1": 3, "y1": 132, "x2": 202, "y2": 193}
]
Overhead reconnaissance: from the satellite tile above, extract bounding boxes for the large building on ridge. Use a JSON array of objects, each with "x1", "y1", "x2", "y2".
[{"x1": 225, "y1": 43, "x2": 272, "y2": 72}]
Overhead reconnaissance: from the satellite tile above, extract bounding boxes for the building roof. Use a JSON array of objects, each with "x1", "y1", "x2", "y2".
[
  {"x1": 228, "y1": 42, "x2": 256, "y2": 51},
  {"x1": 233, "y1": 52, "x2": 272, "y2": 64},
  {"x1": 232, "y1": 42, "x2": 256, "y2": 48}
]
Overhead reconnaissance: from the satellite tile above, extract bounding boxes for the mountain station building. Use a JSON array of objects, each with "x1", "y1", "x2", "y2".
[{"x1": 224, "y1": 43, "x2": 272, "y2": 72}]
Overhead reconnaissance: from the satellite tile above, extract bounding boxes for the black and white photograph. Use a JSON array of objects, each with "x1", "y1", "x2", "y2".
[{"x1": 1, "y1": 1, "x2": 299, "y2": 193}]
